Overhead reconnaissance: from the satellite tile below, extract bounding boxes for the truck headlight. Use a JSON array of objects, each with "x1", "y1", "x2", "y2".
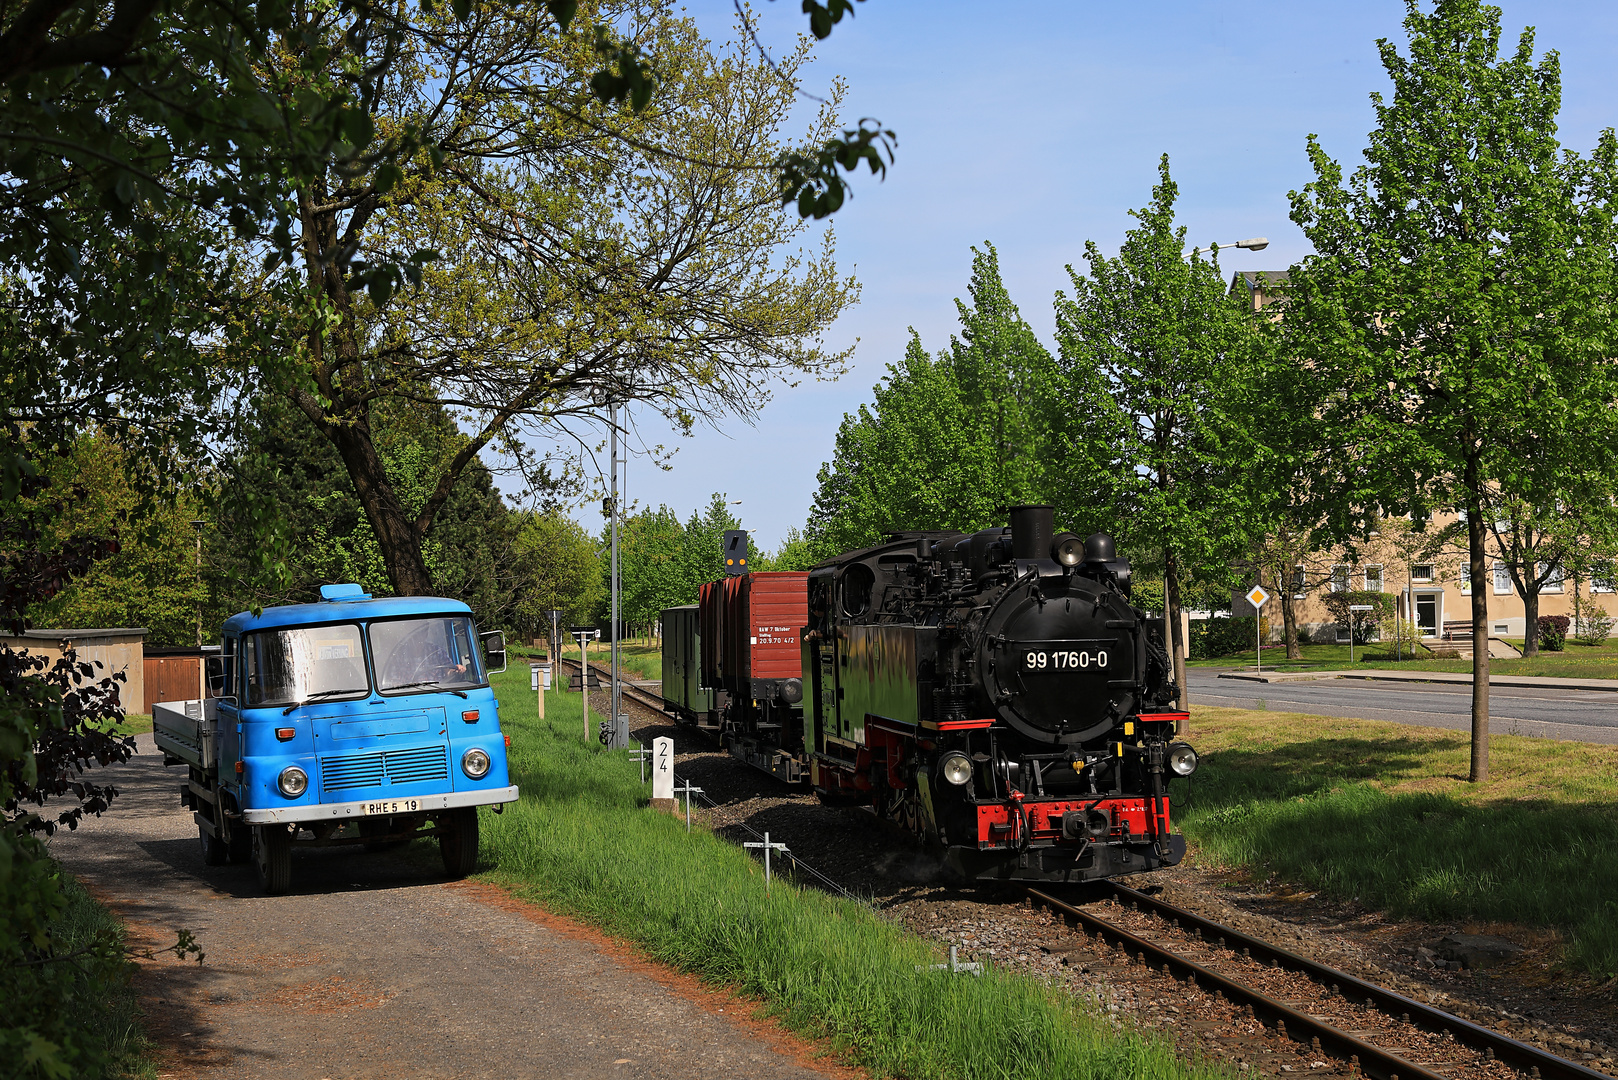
[
  {"x1": 461, "y1": 748, "x2": 492, "y2": 779},
  {"x1": 278, "y1": 765, "x2": 308, "y2": 798},
  {"x1": 939, "y1": 752, "x2": 973, "y2": 786},
  {"x1": 1168, "y1": 743, "x2": 1198, "y2": 777}
]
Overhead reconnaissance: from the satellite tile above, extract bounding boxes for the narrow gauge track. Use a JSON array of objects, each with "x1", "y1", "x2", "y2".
[
  {"x1": 552, "y1": 656, "x2": 1611, "y2": 1080},
  {"x1": 1035, "y1": 885, "x2": 1612, "y2": 1080}
]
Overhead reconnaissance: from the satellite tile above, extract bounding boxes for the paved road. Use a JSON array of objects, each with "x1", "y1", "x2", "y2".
[
  {"x1": 1188, "y1": 669, "x2": 1618, "y2": 745},
  {"x1": 48, "y1": 736, "x2": 847, "y2": 1080}
]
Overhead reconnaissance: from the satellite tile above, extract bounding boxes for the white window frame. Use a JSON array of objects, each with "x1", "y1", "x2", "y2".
[
  {"x1": 1412, "y1": 563, "x2": 1434, "y2": 583},
  {"x1": 1459, "y1": 563, "x2": 1471, "y2": 596},
  {"x1": 1291, "y1": 564, "x2": 1306, "y2": 600},
  {"x1": 1593, "y1": 561, "x2": 1616, "y2": 594},
  {"x1": 1363, "y1": 564, "x2": 1383, "y2": 591},
  {"x1": 1541, "y1": 562, "x2": 1565, "y2": 594},
  {"x1": 1329, "y1": 564, "x2": 1350, "y2": 594},
  {"x1": 1493, "y1": 561, "x2": 1512, "y2": 595}
]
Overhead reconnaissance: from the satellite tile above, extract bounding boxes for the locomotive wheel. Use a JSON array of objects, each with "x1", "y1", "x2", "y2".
[
  {"x1": 254, "y1": 824, "x2": 293, "y2": 895},
  {"x1": 439, "y1": 807, "x2": 479, "y2": 878}
]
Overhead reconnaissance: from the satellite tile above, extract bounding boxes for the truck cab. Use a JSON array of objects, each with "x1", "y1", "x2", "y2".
[{"x1": 155, "y1": 584, "x2": 518, "y2": 894}]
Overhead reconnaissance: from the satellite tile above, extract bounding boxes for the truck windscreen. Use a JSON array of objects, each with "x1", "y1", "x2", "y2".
[
  {"x1": 370, "y1": 616, "x2": 486, "y2": 695},
  {"x1": 244, "y1": 624, "x2": 369, "y2": 706}
]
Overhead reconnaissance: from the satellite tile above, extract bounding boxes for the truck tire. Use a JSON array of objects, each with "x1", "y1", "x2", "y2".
[
  {"x1": 254, "y1": 825, "x2": 293, "y2": 895},
  {"x1": 438, "y1": 807, "x2": 478, "y2": 878}
]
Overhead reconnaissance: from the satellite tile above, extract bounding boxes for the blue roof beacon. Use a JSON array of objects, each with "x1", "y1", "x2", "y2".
[{"x1": 153, "y1": 584, "x2": 518, "y2": 894}]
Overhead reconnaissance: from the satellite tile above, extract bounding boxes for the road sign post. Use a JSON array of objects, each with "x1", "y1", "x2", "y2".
[
  {"x1": 1347, "y1": 604, "x2": 1374, "y2": 664},
  {"x1": 1245, "y1": 586, "x2": 1270, "y2": 673}
]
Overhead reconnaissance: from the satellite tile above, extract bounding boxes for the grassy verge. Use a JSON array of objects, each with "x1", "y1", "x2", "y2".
[
  {"x1": 1179, "y1": 706, "x2": 1618, "y2": 978},
  {"x1": 481, "y1": 666, "x2": 1227, "y2": 1080},
  {"x1": 1191, "y1": 638, "x2": 1618, "y2": 679}
]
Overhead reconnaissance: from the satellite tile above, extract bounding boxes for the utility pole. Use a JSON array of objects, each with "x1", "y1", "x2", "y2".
[{"x1": 609, "y1": 401, "x2": 622, "y2": 749}]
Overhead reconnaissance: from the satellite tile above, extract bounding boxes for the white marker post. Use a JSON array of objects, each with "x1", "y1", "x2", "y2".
[
  {"x1": 1348, "y1": 604, "x2": 1375, "y2": 664},
  {"x1": 1246, "y1": 585, "x2": 1270, "y2": 673},
  {"x1": 652, "y1": 737, "x2": 674, "y2": 802},
  {"x1": 743, "y1": 831, "x2": 789, "y2": 891}
]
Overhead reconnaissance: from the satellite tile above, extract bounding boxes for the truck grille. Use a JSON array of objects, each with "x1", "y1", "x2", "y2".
[{"x1": 320, "y1": 745, "x2": 448, "y2": 793}]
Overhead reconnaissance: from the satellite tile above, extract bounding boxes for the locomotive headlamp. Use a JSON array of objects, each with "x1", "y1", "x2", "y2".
[
  {"x1": 939, "y1": 752, "x2": 974, "y2": 786},
  {"x1": 1052, "y1": 532, "x2": 1084, "y2": 567},
  {"x1": 1168, "y1": 743, "x2": 1199, "y2": 777},
  {"x1": 462, "y1": 748, "x2": 492, "y2": 779},
  {"x1": 277, "y1": 765, "x2": 309, "y2": 798}
]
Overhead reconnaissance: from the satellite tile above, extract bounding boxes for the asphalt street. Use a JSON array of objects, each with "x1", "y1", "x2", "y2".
[{"x1": 1188, "y1": 668, "x2": 1618, "y2": 745}]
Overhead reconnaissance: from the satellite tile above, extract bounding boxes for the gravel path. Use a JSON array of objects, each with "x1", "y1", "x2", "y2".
[{"x1": 48, "y1": 735, "x2": 855, "y2": 1080}]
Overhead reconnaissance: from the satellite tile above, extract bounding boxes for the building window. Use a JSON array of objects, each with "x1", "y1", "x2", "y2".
[
  {"x1": 1493, "y1": 562, "x2": 1512, "y2": 595},
  {"x1": 1329, "y1": 565, "x2": 1350, "y2": 593},
  {"x1": 1459, "y1": 563, "x2": 1471, "y2": 595},
  {"x1": 1364, "y1": 565, "x2": 1383, "y2": 591},
  {"x1": 1412, "y1": 563, "x2": 1434, "y2": 583},
  {"x1": 1593, "y1": 561, "x2": 1616, "y2": 594},
  {"x1": 1541, "y1": 563, "x2": 1565, "y2": 594},
  {"x1": 1291, "y1": 564, "x2": 1306, "y2": 598}
]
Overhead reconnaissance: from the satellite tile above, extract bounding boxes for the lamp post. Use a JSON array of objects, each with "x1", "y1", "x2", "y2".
[
  {"x1": 1186, "y1": 236, "x2": 1269, "y2": 259},
  {"x1": 609, "y1": 401, "x2": 622, "y2": 750}
]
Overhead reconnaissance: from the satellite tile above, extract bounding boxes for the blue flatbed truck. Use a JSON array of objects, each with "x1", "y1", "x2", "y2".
[{"x1": 153, "y1": 584, "x2": 518, "y2": 894}]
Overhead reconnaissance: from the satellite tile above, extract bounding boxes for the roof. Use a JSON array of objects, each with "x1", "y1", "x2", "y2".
[
  {"x1": 1230, "y1": 270, "x2": 1290, "y2": 294},
  {"x1": 2, "y1": 627, "x2": 148, "y2": 639},
  {"x1": 223, "y1": 595, "x2": 473, "y2": 634}
]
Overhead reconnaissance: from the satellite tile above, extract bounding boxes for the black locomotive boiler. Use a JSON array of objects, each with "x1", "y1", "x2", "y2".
[{"x1": 803, "y1": 505, "x2": 1198, "y2": 882}]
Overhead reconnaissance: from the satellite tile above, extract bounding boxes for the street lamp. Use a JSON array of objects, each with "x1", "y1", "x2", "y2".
[{"x1": 1187, "y1": 237, "x2": 1269, "y2": 259}]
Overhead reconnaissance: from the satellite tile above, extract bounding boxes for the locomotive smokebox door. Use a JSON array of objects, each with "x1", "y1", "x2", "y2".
[{"x1": 724, "y1": 530, "x2": 749, "y2": 576}]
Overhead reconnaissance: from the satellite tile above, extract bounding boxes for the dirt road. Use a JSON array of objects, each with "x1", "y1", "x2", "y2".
[{"x1": 49, "y1": 735, "x2": 850, "y2": 1080}]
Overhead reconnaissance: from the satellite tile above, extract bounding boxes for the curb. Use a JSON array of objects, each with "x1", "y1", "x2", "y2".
[{"x1": 1215, "y1": 669, "x2": 1618, "y2": 693}]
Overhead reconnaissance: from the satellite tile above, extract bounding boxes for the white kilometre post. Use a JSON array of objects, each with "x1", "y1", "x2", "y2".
[
  {"x1": 1246, "y1": 585, "x2": 1270, "y2": 673},
  {"x1": 653, "y1": 737, "x2": 674, "y2": 802}
]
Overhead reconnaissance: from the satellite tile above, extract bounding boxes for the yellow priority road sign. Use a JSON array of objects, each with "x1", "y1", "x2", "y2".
[{"x1": 1246, "y1": 585, "x2": 1270, "y2": 609}]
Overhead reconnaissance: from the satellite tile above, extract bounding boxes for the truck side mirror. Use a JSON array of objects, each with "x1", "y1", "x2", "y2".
[
  {"x1": 480, "y1": 630, "x2": 507, "y2": 675},
  {"x1": 205, "y1": 654, "x2": 229, "y2": 698}
]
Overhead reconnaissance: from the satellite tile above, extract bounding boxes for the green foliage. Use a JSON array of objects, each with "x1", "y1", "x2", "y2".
[
  {"x1": 482, "y1": 666, "x2": 1228, "y2": 1080},
  {"x1": 1055, "y1": 155, "x2": 1265, "y2": 634},
  {"x1": 512, "y1": 511, "x2": 605, "y2": 637},
  {"x1": 1187, "y1": 617, "x2": 1262, "y2": 660},
  {"x1": 807, "y1": 245, "x2": 1068, "y2": 552},
  {"x1": 1575, "y1": 603, "x2": 1613, "y2": 647},
  {"x1": 1537, "y1": 615, "x2": 1570, "y2": 652}
]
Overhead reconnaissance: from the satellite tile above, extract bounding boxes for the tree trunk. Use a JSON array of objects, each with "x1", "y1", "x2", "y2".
[
  {"x1": 1522, "y1": 585, "x2": 1540, "y2": 657},
  {"x1": 1165, "y1": 548, "x2": 1188, "y2": 714},
  {"x1": 291, "y1": 389, "x2": 436, "y2": 596},
  {"x1": 1464, "y1": 470, "x2": 1490, "y2": 783},
  {"x1": 1277, "y1": 562, "x2": 1302, "y2": 659}
]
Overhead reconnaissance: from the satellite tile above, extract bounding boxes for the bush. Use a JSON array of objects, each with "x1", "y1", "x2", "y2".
[
  {"x1": 1575, "y1": 604, "x2": 1613, "y2": 647},
  {"x1": 1538, "y1": 615, "x2": 1570, "y2": 652},
  {"x1": 1188, "y1": 616, "x2": 1262, "y2": 659}
]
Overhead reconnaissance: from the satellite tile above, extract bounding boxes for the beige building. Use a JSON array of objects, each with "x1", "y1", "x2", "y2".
[{"x1": 0, "y1": 628, "x2": 149, "y2": 712}]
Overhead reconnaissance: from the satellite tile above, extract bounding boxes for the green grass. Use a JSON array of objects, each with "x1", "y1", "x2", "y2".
[
  {"x1": 552, "y1": 639, "x2": 662, "y2": 682},
  {"x1": 1191, "y1": 637, "x2": 1618, "y2": 680},
  {"x1": 479, "y1": 666, "x2": 1229, "y2": 1080},
  {"x1": 1179, "y1": 706, "x2": 1618, "y2": 978}
]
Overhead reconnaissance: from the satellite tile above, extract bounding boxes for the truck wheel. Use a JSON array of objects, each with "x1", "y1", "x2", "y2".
[
  {"x1": 254, "y1": 825, "x2": 293, "y2": 895},
  {"x1": 438, "y1": 808, "x2": 479, "y2": 878},
  {"x1": 226, "y1": 820, "x2": 253, "y2": 864},
  {"x1": 198, "y1": 821, "x2": 228, "y2": 866}
]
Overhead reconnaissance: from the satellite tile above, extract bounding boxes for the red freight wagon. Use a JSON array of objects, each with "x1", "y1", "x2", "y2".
[{"x1": 693, "y1": 571, "x2": 809, "y2": 783}]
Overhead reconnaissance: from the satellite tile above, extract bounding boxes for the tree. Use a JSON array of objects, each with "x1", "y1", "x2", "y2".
[
  {"x1": 614, "y1": 506, "x2": 685, "y2": 633},
  {"x1": 511, "y1": 510, "x2": 603, "y2": 642},
  {"x1": 1281, "y1": 0, "x2": 1618, "y2": 780},
  {"x1": 237, "y1": 2, "x2": 857, "y2": 598},
  {"x1": 806, "y1": 244, "x2": 1071, "y2": 551},
  {"x1": 1054, "y1": 155, "x2": 1263, "y2": 705}
]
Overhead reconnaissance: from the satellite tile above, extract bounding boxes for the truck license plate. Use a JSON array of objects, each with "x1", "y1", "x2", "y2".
[{"x1": 363, "y1": 799, "x2": 420, "y2": 815}]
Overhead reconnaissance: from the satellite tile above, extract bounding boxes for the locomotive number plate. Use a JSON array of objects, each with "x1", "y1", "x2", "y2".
[{"x1": 1013, "y1": 639, "x2": 1119, "y2": 675}]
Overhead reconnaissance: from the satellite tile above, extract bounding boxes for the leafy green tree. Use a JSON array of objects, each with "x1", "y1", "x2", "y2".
[
  {"x1": 1054, "y1": 156, "x2": 1263, "y2": 702},
  {"x1": 807, "y1": 244, "x2": 1066, "y2": 551},
  {"x1": 672, "y1": 494, "x2": 743, "y2": 602},
  {"x1": 1281, "y1": 0, "x2": 1618, "y2": 780},
  {"x1": 614, "y1": 506, "x2": 685, "y2": 633},
  {"x1": 512, "y1": 510, "x2": 604, "y2": 642}
]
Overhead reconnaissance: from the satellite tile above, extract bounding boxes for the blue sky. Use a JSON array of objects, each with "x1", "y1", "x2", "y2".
[{"x1": 541, "y1": 1, "x2": 1618, "y2": 549}]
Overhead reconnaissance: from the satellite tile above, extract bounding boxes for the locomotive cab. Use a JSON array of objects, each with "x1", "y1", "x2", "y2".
[{"x1": 803, "y1": 506, "x2": 1197, "y2": 884}]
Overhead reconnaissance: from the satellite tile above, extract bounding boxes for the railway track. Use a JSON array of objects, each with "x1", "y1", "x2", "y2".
[
  {"x1": 1033, "y1": 884, "x2": 1611, "y2": 1080},
  {"x1": 551, "y1": 653, "x2": 1611, "y2": 1080}
]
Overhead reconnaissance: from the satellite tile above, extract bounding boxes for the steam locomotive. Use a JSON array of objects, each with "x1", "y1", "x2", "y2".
[{"x1": 660, "y1": 505, "x2": 1198, "y2": 884}]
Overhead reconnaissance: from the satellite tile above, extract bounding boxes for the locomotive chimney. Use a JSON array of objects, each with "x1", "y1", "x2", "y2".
[{"x1": 1007, "y1": 505, "x2": 1054, "y2": 561}]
